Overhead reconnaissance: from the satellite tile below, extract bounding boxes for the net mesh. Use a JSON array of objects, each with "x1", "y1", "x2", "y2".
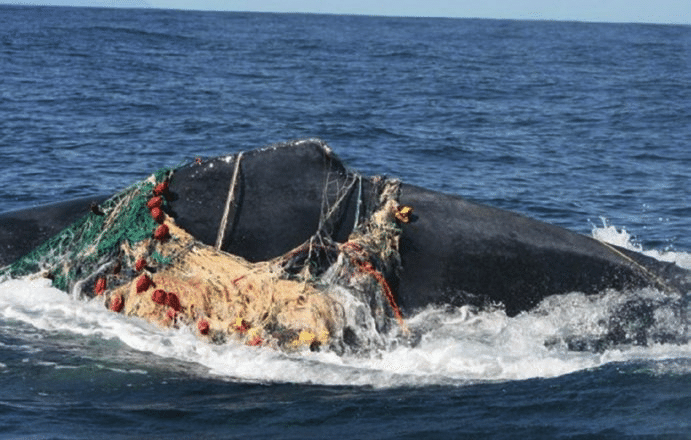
[
  {"x1": 2, "y1": 169, "x2": 173, "y2": 292},
  {"x1": 1, "y1": 155, "x2": 408, "y2": 353}
]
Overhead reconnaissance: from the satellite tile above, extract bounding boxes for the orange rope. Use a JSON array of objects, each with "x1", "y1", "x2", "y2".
[
  {"x1": 342, "y1": 242, "x2": 409, "y2": 334},
  {"x1": 282, "y1": 241, "x2": 409, "y2": 334},
  {"x1": 358, "y1": 261, "x2": 409, "y2": 334}
]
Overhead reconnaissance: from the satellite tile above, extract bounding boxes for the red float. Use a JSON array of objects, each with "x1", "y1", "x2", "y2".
[
  {"x1": 134, "y1": 258, "x2": 147, "y2": 272},
  {"x1": 166, "y1": 308, "x2": 177, "y2": 320},
  {"x1": 136, "y1": 274, "x2": 152, "y2": 293},
  {"x1": 153, "y1": 181, "x2": 169, "y2": 197},
  {"x1": 110, "y1": 294, "x2": 124, "y2": 312},
  {"x1": 153, "y1": 224, "x2": 169, "y2": 241},
  {"x1": 151, "y1": 289, "x2": 167, "y2": 305},
  {"x1": 150, "y1": 207, "x2": 164, "y2": 223},
  {"x1": 93, "y1": 277, "x2": 106, "y2": 296},
  {"x1": 166, "y1": 292, "x2": 181, "y2": 312},
  {"x1": 248, "y1": 335, "x2": 263, "y2": 346},
  {"x1": 146, "y1": 196, "x2": 163, "y2": 210},
  {"x1": 234, "y1": 318, "x2": 249, "y2": 333},
  {"x1": 197, "y1": 319, "x2": 210, "y2": 335}
]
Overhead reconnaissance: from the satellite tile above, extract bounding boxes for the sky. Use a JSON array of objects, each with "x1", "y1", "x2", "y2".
[{"x1": 2, "y1": 0, "x2": 690, "y2": 25}]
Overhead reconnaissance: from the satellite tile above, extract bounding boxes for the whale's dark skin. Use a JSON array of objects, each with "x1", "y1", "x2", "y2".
[
  {"x1": 1, "y1": 139, "x2": 689, "y2": 317},
  {"x1": 0, "y1": 195, "x2": 109, "y2": 268}
]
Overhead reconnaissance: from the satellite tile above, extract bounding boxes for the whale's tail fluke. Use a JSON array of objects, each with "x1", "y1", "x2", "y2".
[{"x1": 0, "y1": 141, "x2": 411, "y2": 353}]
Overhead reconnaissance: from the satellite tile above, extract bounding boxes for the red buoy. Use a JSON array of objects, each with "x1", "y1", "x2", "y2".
[
  {"x1": 234, "y1": 318, "x2": 250, "y2": 333},
  {"x1": 150, "y1": 207, "x2": 164, "y2": 223},
  {"x1": 110, "y1": 294, "x2": 124, "y2": 312},
  {"x1": 151, "y1": 289, "x2": 167, "y2": 305},
  {"x1": 153, "y1": 181, "x2": 169, "y2": 197},
  {"x1": 134, "y1": 258, "x2": 147, "y2": 272},
  {"x1": 136, "y1": 274, "x2": 152, "y2": 293},
  {"x1": 247, "y1": 335, "x2": 263, "y2": 346},
  {"x1": 93, "y1": 277, "x2": 106, "y2": 296},
  {"x1": 166, "y1": 292, "x2": 181, "y2": 312},
  {"x1": 197, "y1": 319, "x2": 210, "y2": 335},
  {"x1": 146, "y1": 196, "x2": 163, "y2": 210},
  {"x1": 166, "y1": 308, "x2": 177, "y2": 320},
  {"x1": 153, "y1": 224, "x2": 169, "y2": 241}
]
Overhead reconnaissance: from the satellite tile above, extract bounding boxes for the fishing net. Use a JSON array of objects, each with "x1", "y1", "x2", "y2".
[
  {"x1": 3, "y1": 169, "x2": 173, "y2": 293},
  {"x1": 0, "y1": 151, "x2": 410, "y2": 353}
]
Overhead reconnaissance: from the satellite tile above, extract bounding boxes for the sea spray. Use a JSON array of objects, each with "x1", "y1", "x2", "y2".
[{"x1": 3, "y1": 266, "x2": 691, "y2": 388}]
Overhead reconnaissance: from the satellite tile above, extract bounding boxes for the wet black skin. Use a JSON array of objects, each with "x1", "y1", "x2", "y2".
[{"x1": 2, "y1": 139, "x2": 689, "y2": 316}]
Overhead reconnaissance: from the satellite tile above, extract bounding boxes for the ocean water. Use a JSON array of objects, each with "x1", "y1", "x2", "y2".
[{"x1": 1, "y1": 5, "x2": 691, "y2": 438}]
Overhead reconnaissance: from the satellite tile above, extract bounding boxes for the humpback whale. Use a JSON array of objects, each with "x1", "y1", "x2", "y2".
[{"x1": 1, "y1": 139, "x2": 689, "y2": 323}]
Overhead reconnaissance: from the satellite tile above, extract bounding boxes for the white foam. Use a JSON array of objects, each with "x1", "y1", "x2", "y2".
[
  {"x1": 336, "y1": 306, "x2": 605, "y2": 383},
  {"x1": 2, "y1": 224, "x2": 691, "y2": 388},
  {"x1": 591, "y1": 218, "x2": 691, "y2": 270}
]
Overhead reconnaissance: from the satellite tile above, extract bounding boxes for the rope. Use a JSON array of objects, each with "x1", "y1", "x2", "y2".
[
  {"x1": 359, "y1": 261, "x2": 409, "y2": 335},
  {"x1": 353, "y1": 174, "x2": 363, "y2": 230},
  {"x1": 596, "y1": 238, "x2": 675, "y2": 293},
  {"x1": 215, "y1": 152, "x2": 243, "y2": 251},
  {"x1": 342, "y1": 241, "x2": 409, "y2": 334},
  {"x1": 308, "y1": 171, "x2": 358, "y2": 265},
  {"x1": 596, "y1": 237, "x2": 690, "y2": 340}
]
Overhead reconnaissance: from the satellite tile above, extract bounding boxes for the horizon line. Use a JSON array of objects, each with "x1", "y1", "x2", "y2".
[{"x1": 1, "y1": 2, "x2": 689, "y2": 26}]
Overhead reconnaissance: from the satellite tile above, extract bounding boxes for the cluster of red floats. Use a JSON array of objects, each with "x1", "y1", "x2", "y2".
[
  {"x1": 90, "y1": 178, "x2": 232, "y2": 339},
  {"x1": 150, "y1": 181, "x2": 170, "y2": 241}
]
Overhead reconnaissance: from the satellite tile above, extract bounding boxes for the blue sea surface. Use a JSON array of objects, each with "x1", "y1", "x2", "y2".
[{"x1": 1, "y1": 5, "x2": 691, "y2": 438}]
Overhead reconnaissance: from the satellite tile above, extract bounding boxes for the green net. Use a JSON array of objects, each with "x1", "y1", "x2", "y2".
[
  {"x1": 1, "y1": 169, "x2": 173, "y2": 293},
  {"x1": 0, "y1": 154, "x2": 410, "y2": 351}
]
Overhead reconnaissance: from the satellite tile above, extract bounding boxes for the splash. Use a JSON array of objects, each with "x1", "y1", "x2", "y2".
[
  {"x1": 1, "y1": 220, "x2": 689, "y2": 387},
  {"x1": 591, "y1": 218, "x2": 691, "y2": 270},
  {"x1": 2, "y1": 267, "x2": 691, "y2": 388}
]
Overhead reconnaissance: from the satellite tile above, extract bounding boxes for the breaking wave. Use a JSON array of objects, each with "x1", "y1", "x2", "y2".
[{"x1": 0, "y1": 222, "x2": 690, "y2": 388}]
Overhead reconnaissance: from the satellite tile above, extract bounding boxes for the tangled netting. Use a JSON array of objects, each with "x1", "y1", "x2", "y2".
[
  {"x1": 2, "y1": 169, "x2": 173, "y2": 293},
  {"x1": 1, "y1": 153, "x2": 411, "y2": 354}
]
